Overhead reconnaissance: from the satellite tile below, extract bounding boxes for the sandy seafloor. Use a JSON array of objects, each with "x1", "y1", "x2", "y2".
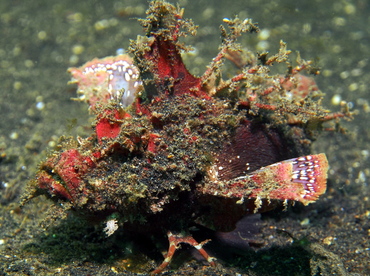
[{"x1": 0, "y1": 0, "x2": 369, "y2": 275}]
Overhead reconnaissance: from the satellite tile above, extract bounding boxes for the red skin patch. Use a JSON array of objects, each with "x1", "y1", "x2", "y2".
[
  {"x1": 95, "y1": 109, "x2": 129, "y2": 143},
  {"x1": 38, "y1": 149, "x2": 94, "y2": 202}
]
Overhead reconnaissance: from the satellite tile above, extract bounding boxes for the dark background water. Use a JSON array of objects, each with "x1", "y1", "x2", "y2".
[{"x1": 0, "y1": 0, "x2": 369, "y2": 275}]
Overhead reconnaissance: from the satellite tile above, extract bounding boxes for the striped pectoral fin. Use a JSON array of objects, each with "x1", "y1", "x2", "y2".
[{"x1": 249, "y1": 153, "x2": 328, "y2": 205}]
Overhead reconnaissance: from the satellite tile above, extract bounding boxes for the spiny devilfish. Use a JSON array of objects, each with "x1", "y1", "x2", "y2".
[{"x1": 23, "y1": 1, "x2": 350, "y2": 274}]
